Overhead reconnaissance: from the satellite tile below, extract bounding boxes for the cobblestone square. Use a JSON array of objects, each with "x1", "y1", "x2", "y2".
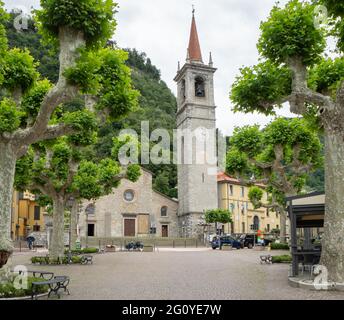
[{"x1": 8, "y1": 249, "x2": 344, "y2": 300}]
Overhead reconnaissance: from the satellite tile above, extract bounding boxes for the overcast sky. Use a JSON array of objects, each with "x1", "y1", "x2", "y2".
[{"x1": 4, "y1": 0, "x2": 297, "y2": 135}]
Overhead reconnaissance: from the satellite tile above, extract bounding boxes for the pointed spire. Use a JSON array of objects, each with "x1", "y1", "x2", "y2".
[
  {"x1": 178, "y1": 61, "x2": 181, "y2": 72},
  {"x1": 209, "y1": 52, "x2": 213, "y2": 67},
  {"x1": 187, "y1": 7, "x2": 203, "y2": 63}
]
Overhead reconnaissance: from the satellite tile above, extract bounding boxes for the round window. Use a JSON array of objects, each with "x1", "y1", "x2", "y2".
[{"x1": 124, "y1": 190, "x2": 135, "y2": 202}]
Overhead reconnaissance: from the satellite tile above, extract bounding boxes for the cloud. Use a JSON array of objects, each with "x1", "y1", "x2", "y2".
[{"x1": 3, "y1": 0, "x2": 295, "y2": 135}]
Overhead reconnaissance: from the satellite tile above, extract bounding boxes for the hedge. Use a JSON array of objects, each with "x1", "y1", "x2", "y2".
[
  {"x1": 64, "y1": 248, "x2": 99, "y2": 255},
  {"x1": 272, "y1": 255, "x2": 292, "y2": 263},
  {"x1": 271, "y1": 243, "x2": 290, "y2": 250},
  {"x1": 31, "y1": 255, "x2": 83, "y2": 265},
  {"x1": 0, "y1": 276, "x2": 48, "y2": 298}
]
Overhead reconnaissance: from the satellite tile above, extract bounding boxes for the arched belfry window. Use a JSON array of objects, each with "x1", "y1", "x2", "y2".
[{"x1": 195, "y1": 76, "x2": 205, "y2": 97}]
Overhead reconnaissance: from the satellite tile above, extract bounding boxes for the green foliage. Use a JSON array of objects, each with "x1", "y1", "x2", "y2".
[
  {"x1": 271, "y1": 254, "x2": 292, "y2": 263},
  {"x1": 98, "y1": 158, "x2": 121, "y2": 189},
  {"x1": 2, "y1": 48, "x2": 39, "y2": 93},
  {"x1": 230, "y1": 125, "x2": 262, "y2": 157},
  {"x1": 0, "y1": 98, "x2": 24, "y2": 133},
  {"x1": 226, "y1": 148, "x2": 248, "y2": 176},
  {"x1": 111, "y1": 133, "x2": 140, "y2": 162},
  {"x1": 65, "y1": 247, "x2": 98, "y2": 254},
  {"x1": 258, "y1": 0, "x2": 326, "y2": 65},
  {"x1": 264, "y1": 118, "x2": 323, "y2": 167},
  {"x1": 96, "y1": 49, "x2": 177, "y2": 198},
  {"x1": 71, "y1": 160, "x2": 102, "y2": 199},
  {"x1": 64, "y1": 48, "x2": 102, "y2": 93},
  {"x1": 248, "y1": 186, "x2": 264, "y2": 209},
  {"x1": 126, "y1": 164, "x2": 141, "y2": 183},
  {"x1": 308, "y1": 57, "x2": 344, "y2": 95},
  {"x1": 96, "y1": 49, "x2": 139, "y2": 119},
  {"x1": 36, "y1": 0, "x2": 117, "y2": 48},
  {"x1": 0, "y1": 2, "x2": 8, "y2": 58},
  {"x1": 65, "y1": 48, "x2": 139, "y2": 120},
  {"x1": 5, "y1": 12, "x2": 174, "y2": 198},
  {"x1": 62, "y1": 110, "x2": 98, "y2": 146},
  {"x1": 5, "y1": 13, "x2": 59, "y2": 83},
  {"x1": 125, "y1": 49, "x2": 161, "y2": 80},
  {"x1": 14, "y1": 149, "x2": 34, "y2": 190},
  {"x1": 21, "y1": 79, "x2": 53, "y2": 120},
  {"x1": 226, "y1": 118, "x2": 323, "y2": 206},
  {"x1": 0, "y1": 276, "x2": 48, "y2": 298},
  {"x1": 153, "y1": 172, "x2": 172, "y2": 197},
  {"x1": 31, "y1": 255, "x2": 84, "y2": 264},
  {"x1": 205, "y1": 209, "x2": 232, "y2": 224},
  {"x1": 317, "y1": 0, "x2": 344, "y2": 52},
  {"x1": 271, "y1": 243, "x2": 290, "y2": 250},
  {"x1": 230, "y1": 61, "x2": 292, "y2": 115}
]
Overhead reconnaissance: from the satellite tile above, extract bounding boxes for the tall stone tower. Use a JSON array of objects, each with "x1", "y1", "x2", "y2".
[{"x1": 174, "y1": 11, "x2": 218, "y2": 239}]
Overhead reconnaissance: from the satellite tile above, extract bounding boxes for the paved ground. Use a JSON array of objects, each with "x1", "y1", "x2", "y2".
[{"x1": 8, "y1": 249, "x2": 344, "y2": 300}]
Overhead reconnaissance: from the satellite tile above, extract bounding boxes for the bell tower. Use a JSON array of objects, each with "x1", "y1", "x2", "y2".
[{"x1": 174, "y1": 10, "x2": 218, "y2": 239}]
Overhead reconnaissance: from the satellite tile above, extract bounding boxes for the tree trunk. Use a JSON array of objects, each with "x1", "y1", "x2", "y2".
[
  {"x1": 0, "y1": 142, "x2": 16, "y2": 256},
  {"x1": 320, "y1": 130, "x2": 344, "y2": 283},
  {"x1": 70, "y1": 200, "x2": 79, "y2": 250},
  {"x1": 50, "y1": 196, "x2": 66, "y2": 260}
]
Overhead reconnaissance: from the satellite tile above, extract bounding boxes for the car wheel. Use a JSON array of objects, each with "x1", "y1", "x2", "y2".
[{"x1": 212, "y1": 247, "x2": 217, "y2": 250}]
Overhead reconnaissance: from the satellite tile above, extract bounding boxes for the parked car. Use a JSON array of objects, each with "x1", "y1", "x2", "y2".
[
  {"x1": 211, "y1": 236, "x2": 242, "y2": 250},
  {"x1": 236, "y1": 234, "x2": 272, "y2": 248}
]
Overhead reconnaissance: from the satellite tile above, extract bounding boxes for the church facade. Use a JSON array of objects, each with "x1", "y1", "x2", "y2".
[{"x1": 79, "y1": 168, "x2": 179, "y2": 239}]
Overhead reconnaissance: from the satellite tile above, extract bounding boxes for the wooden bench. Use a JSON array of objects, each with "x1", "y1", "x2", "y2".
[
  {"x1": 260, "y1": 255, "x2": 272, "y2": 264},
  {"x1": 81, "y1": 255, "x2": 93, "y2": 265},
  {"x1": 31, "y1": 276, "x2": 70, "y2": 300}
]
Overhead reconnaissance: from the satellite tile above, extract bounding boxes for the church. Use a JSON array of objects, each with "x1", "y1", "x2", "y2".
[{"x1": 78, "y1": 12, "x2": 281, "y2": 241}]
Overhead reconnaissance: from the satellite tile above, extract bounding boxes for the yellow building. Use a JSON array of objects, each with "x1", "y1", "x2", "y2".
[
  {"x1": 11, "y1": 191, "x2": 46, "y2": 240},
  {"x1": 217, "y1": 172, "x2": 281, "y2": 235}
]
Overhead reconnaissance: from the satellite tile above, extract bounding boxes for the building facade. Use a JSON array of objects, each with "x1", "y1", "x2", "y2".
[
  {"x1": 174, "y1": 12, "x2": 218, "y2": 239},
  {"x1": 10, "y1": 191, "x2": 46, "y2": 240},
  {"x1": 79, "y1": 169, "x2": 179, "y2": 239},
  {"x1": 217, "y1": 172, "x2": 281, "y2": 235}
]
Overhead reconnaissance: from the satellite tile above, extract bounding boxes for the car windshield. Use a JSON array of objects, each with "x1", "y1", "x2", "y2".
[{"x1": 223, "y1": 236, "x2": 235, "y2": 241}]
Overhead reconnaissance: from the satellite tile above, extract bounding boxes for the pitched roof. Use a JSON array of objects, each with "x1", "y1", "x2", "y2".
[
  {"x1": 187, "y1": 14, "x2": 203, "y2": 63},
  {"x1": 217, "y1": 172, "x2": 266, "y2": 188},
  {"x1": 217, "y1": 172, "x2": 241, "y2": 184}
]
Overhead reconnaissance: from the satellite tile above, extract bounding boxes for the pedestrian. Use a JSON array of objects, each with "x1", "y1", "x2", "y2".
[{"x1": 26, "y1": 236, "x2": 35, "y2": 250}]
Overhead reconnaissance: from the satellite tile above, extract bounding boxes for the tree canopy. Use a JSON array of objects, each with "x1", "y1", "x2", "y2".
[
  {"x1": 205, "y1": 209, "x2": 232, "y2": 225},
  {"x1": 226, "y1": 118, "x2": 323, "y2": 241},
  {"x1": 0, "y1": 0, "x2": 138, "y2": 255}
]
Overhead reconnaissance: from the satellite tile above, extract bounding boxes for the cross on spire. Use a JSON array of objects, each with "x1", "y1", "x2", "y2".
[{"x1": 187, "y1": 7, "x2": 203, "y2": 63}]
